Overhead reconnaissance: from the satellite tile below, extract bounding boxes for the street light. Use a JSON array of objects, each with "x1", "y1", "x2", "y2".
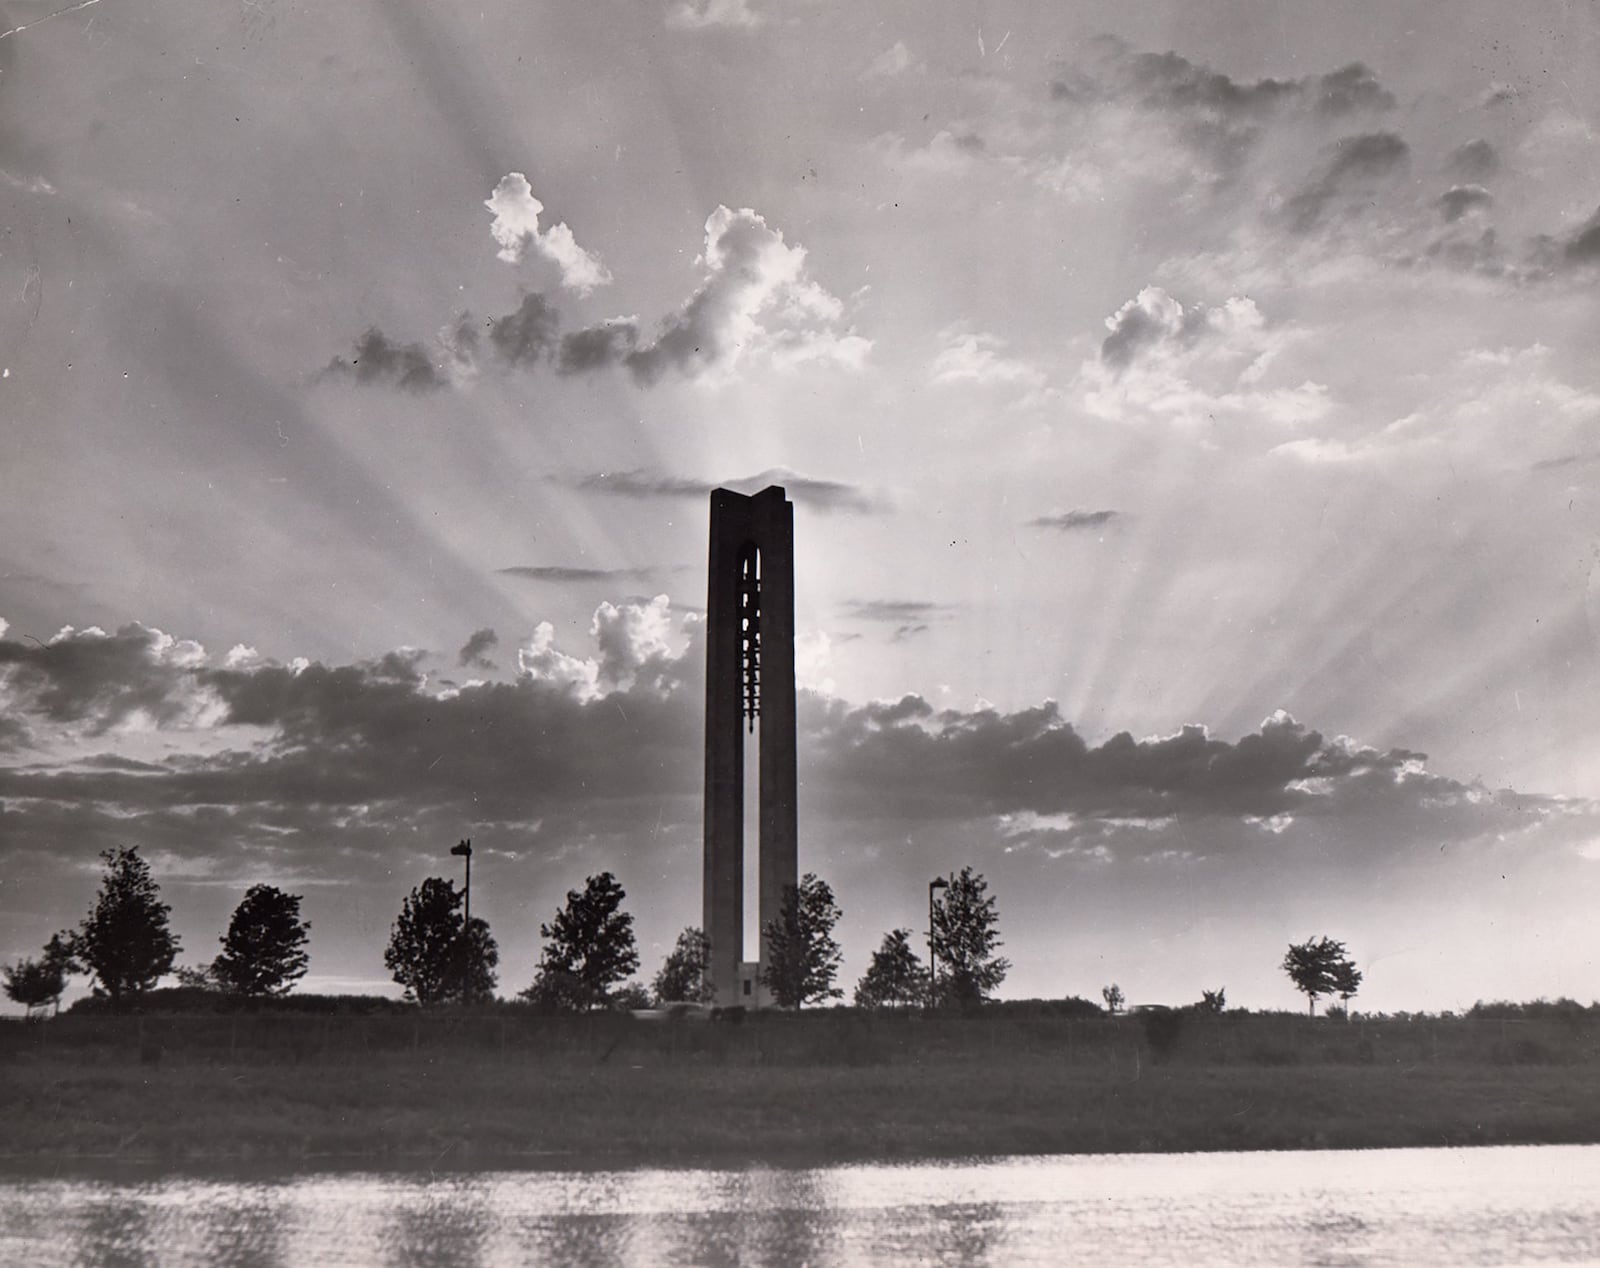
[
  {"x1": 450, "y1": 839, "x2": 473, "y2": 928},
  {"x1": 928, "y1": 876, "x2": 948, "y2": 1006}
]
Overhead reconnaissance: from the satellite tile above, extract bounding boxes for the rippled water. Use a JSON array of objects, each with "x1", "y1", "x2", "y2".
[{"x1": 3, "y1": 1145, "x2": 1598, "y2": 1266}]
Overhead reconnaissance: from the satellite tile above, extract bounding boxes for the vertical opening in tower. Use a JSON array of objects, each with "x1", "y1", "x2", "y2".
[{"x1": 738, "y1": 541, "x2": 762, "y2": 959}]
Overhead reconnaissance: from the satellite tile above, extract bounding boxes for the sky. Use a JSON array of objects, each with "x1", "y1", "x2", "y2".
[{"x1": 3, "y1": 0, "x2": 1599, "y2": 1014}]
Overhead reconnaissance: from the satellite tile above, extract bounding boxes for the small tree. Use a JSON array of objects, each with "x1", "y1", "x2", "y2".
[
  {"x1": 760, "y1": 872, "x2": 843, "y2": 1008},
  {"x1": 652, "y1": 927, "x2": 714, "y2": 1005},
  {"x1": 522, "y1": 872, "x2": 639, "y2": 1010},
  {"x1": 212, "y1": 885, "x2": 311, "y2": 997},
  {"x1": 855, "y1": 928, "x2": 927, "y2": 1009},
  {"x1": 1332, "y1": 959, "x2": 1363, "y2": 1014},
  {"x1": 1101, "y1": 983, "x2": 1125, "y2": 1014},
  {"x1": 3, "y1": 933, "x2": 74, "y2": 1017},
  {"x1": 384, "y1": 877, "x2": 498, "y2": 1005},
  {"x1": 610, "y1": 982, "x2": 653, "y2": 1011},
  {"x1": 1282, "y1": 935, "x2": 1359, "y2": 1017},
  {"x1": 1198, "y1": 987, "x2": 1227, "y2": 1015},
  {"x1": 929, "y1": 867, "x2": 1009, "y2": 1009},
  {"x1": 75, "y1": 847, "x2": 181, "y2": 1005}
]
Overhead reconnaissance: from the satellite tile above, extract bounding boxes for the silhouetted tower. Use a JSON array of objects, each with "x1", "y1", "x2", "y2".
[{"x1": 704, "y1": 486, "x2": 797, "y2": 1007}]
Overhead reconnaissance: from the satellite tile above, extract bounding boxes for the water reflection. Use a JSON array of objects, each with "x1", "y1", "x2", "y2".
[{"x1": 3, "y1": 1145, "x2": 1599, "y2": 1267}]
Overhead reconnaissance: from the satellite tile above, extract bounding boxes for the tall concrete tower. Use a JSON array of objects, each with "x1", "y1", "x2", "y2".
[{"x1": 703, "y1": 485, "x2": 797, "y2": 1007}]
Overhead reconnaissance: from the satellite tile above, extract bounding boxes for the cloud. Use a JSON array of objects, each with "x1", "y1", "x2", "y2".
[
  {"x1": 557, "y1": 319, "x2": 640, "y2": 375},
  {"x1": 1029, "y1": 510, "x2": 1120, "y2": 532},
  {"x1": 497, "y1": 565, "x2": 670, "y2": 584},
  {"x1": 457, "y1": 628, "x2": 499, "y2": 671},
  {"x1": 842, "y1": 599, "x2": 954, "y2": 624},
  {"x1": 930, "y1": 327, "x2": 1048, "y2": 392},
  {"x1": 1445, "y1": 139, "x2": 1499, "y2": 182},
  {"x1": 484, "y1": 173, "x2": 612, "y2": 295},
  {"x1": 1438, "y1": 185, "x2": 1494, "y2": 224},
  {"x1": 586, "y1": 206, "x2": 870, "y2": 385},
  {"x1": 665, "y1": 0, "x2": 761, "y2": 29},
  {"x1": 1113, "y1": 51, "x2": 1392, "y2": 121},
  {"x1": 1282, "y1": 132, "x2": 1410, "y2": 233},
  {"x1": 861, "y1": 41, "x2": 922, "y2": 81},
  {"x1": 565, "y1": 466, "x2": 886, "y2": 514},
  {"x1": 322, "y1": 328, "x2": 446, "y2": 393},
  {"x1": 1561, "y1": 206, "x2": 1600, "y2": 267},
  {"x1": 486, "y1": 292, "x2": 561, "y2": 366}
]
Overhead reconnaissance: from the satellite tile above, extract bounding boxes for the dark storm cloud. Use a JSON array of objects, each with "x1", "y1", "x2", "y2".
[
  {"x1": 0, "y1": 623, "x2": 210, "y2": 732},
  {"x1": 457, "y1": 627, "x2": 499, "y2": 671},
  {"x1": 323, "y1": 328, "x2": 446, "y2": 392},
  {"x1": 565, "y1": 467, "x2": 885, "y2": 514},
  {"x1": 1445, "y1": 138, "x2": 1499, "y2": 183},
  {"x1": 1284, "y1": 132, "x2": 1410, "y2": 232},
  {"x1": 487, "y1": 293, "x2": 561, "y2": 366},
  {"x1": 1438, "y1": 185, "x2": 1493, "y2": 223},
  {"x1": 1029, "y1": 509, "x2": 1120, "y2": 532},
  {"x1": 496, "y1": 565, "x2": 674, "y2": 584},
  {"x1": 558, "y1": 321, "x2": 641, "y2": 375}
]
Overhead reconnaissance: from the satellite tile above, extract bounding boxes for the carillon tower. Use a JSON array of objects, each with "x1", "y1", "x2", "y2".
[{"x1": 703, "y1": 485, "x2": 797, "y2": 1007}]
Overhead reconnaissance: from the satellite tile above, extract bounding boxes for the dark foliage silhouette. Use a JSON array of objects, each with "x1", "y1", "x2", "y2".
[
  {"x1": 385, "y1": 877, "x2": 498, "y2": 1004},
  {"x1": 522, "y1": 872, "x2": 638, "y2": 1010},
  {"x1": 652, "y1": 926, "x2": 715, "y2": 1005},
  {"x1": 854, "y1": 928, "x2": 926, "y2": 1009},
  {"x1": 75, "y1": 847, "x2": 181, "y2": 1005},
  {"x1": 930, "y1": 867, "x2": 1009, "y2": 1009},
  {"x1": 1282, "y1": 936, "x2": 1360, "y2": 1016},
  {"x1": 3, "y1": 933, "x2": 75, "y2": 1016},
  {"x1": 212, "y1": 885, "x2": 312, "y2": 997},
  {"x1": 760, "y1": 872, "x2": 843, "y2": 1009}
]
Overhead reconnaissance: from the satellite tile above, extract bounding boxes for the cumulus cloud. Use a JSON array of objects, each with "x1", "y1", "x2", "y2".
[
  {"x1": 322, "y1": 328, "x2": 446, "y2": 393},
  {"x1": 458, "y1": 628, "x2": 499, "y2": 671},
  {"x1": 1438, "y1": 185, "x2": 1494, "y2": 224},
  {"x1": 486, "y1": 292, "x2": 561, "y2": 365},
  {"x1": 1029, "y1": 509, "x2": 1120, "y2": 532},
  {"x1": 485, "y1": 173, "x2": 612, "y2": 294},
  {"x1": 1445, "y1": 138, "x2": 1499, "y2": 183}
]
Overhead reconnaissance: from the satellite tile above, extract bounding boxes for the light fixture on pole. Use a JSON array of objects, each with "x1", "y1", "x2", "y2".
[
  {"x1": 450, "y1": 839, "x2": 473, "y2": 928},
  {"x1": 928, "y1": 876, "x2": 948, "y2": 1005}
]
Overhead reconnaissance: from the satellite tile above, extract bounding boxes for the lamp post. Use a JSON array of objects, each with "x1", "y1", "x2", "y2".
[
  {"x1": 928, "y1": 876, "x2": 948, "y2": 1007},
  {"x1": 450, "y1": 838, "x2": 473, "y2": 928}
]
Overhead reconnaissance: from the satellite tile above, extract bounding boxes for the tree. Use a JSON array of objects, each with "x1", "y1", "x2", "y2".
[
  {"x1": 929, "y1": 867, "x2": 1009, "y2": 1009},
  {"x1": 212, "y1": 885, "x2": 312, "y2": 997},
  {"x1": 522, "y1": 872, "x2": 638, "y2": 1010},
  {"x1": 1102, "y1": 983, "x2": 1125, "y2": 1014},
  {"x1": 384, "y1": 877, "x2": 498, "y2": 1005},
  {"x1": 854, "y1": 928, "x2": 926, "y2": 1009},
  {"x1": 1331, "y1": 959, "x2": 1363, "y2": 1013},
  {"x1": 610, "y1": 982, "x2": 653, "y2": 1011},
  {"x1": 652, "y1": 927, "x2": 715, "y2": 1005},
  {"x1": 75, "y1": 847, "x2": 181, "y2": 1005},
  {"x1": 760, "y1": 872, "x2": 843, "y2": 1008},
  {"x1": 1198, "y1": 987, "x2": 1227, "y2": 1015},
  {"x1": 2, "y1": 933, "x2": 74, "y2": 1017},
  {"x1": 1282, "y1": 935, "x2": 1359, "y2": 1016}
]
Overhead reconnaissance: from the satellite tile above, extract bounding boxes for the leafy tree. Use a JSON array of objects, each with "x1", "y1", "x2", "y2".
[
  {"x1": 760, "y1": 872, "x2": 843, "y2": 1008},
  {"x1": 522, "y1": 872, "x2": 638, "y2": 1010},
  {"x1": 1198, "y1": 987, "x2": 1227, "y2": 1015},
  {"x1": 652, "y1": 927, "x2": 715, "y2": 1005},
  {"x1": 929, "y1": 867, "x2": 1009, "y2": 1009},
  {"x1": 174, "y1": 963, "x2": 223, "y2": 991},
  {"x1": 2, "y1": 933, "x2": 75, "y2": 1017},
  {"x1": 1101, "y1": 983, "x2": 1125, "y2": 1014},
  {"x1": 610, "y1": 982, "x2": 653, "y2": 1011},
  {"x1": 212, "y1": 885, "x2": 312, "y2": 997},
  {"x1": 75, "y1": 847, "x2": 181, "y2": 1004},
  {"x1": 384, "y1": 877, "x2": 498, "y2": 1004},
  {"x1": 1332, "y1": 959, "x2": 1363, "y2": 1013},
  {"x1": 1282, "y1": 935, "x2": 1359, "y2": 1016},
  {"x1": 854, "y1": 928, "x2": 926, "y2": 1009}
]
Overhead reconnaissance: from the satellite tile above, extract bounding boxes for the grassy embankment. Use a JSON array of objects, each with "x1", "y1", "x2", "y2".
[{"x1": 3, "y1": 1004, "x2": 1599, "y2": 1168}]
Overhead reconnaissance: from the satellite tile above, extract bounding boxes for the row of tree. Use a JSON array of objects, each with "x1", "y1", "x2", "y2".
[
  {"x1": 4, "y1": 847, "x2": 1361, "y2": 1016},
  {"x1": 1, "y1": 848, "x2": 1013, "y2": 1014}
]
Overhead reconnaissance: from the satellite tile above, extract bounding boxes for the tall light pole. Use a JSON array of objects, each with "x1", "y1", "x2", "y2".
[
  {"x1": 451, "y1": 838, "x2": 473, "y2": 928},
  {"x1": 928, "y1": 875, "x2": 948, "y2": 1006}
]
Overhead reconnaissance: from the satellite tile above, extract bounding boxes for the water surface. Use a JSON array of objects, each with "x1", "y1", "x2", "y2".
[{"x1": 3, "y1": 1144, "x2": 1598, "y2": 1266}]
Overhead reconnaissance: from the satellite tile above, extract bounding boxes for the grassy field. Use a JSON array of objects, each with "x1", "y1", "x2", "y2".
[{"x1": 3, "y1": 1006, "x2": 1598, "y2": 1169}]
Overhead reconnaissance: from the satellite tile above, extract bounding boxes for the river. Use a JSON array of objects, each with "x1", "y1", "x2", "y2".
[{"x1": 2, "y1": 1145, "x2": 1597, "y2": 1266}]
